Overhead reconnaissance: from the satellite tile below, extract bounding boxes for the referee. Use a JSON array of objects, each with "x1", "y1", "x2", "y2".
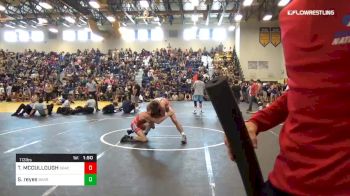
[{"x1": 86, "y1": 77, "x2": 100, "y2": 111}]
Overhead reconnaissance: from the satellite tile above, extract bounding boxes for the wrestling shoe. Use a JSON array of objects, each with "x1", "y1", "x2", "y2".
[
  {"x1": 193, "y1": 110, "x2": 197, "y2": 114},
  {"x1": 126, "y1": 129, "x2": 133, "y2": 135},
  {"x1": 181, "y1": 134, "x2": 187, "y2": 144},
  {"x1": 120, "y1": 135, "x2": 133, "y2": 143}
]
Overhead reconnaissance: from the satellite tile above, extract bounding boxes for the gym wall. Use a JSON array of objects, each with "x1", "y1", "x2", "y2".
[{"x1": 239, "y1": 20, "x2": 286, "y2": 81}]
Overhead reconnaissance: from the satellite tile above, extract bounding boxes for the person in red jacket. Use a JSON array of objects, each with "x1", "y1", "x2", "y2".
[
  {"x1": 247, "y1": 79, "x2": 259, "y2": 112},
  {"x1": 225, "y1": 1, "x2": 350, "y2": 195}
]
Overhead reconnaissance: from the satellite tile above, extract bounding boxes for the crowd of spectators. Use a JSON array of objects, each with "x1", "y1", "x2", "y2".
[
  {"x1": 1, "y1": 46, "x2": 287, "y2": 115},
  {"x1": 0, "y1": 48, "x2": 145, "y2": 103},
  {"x1": 211, "y1": 48, "x2": 242, "y2": 86},
  {"x1": 0, "y1": 47, "x2": 231, "y2": 104},
  {"x1": 141, "y1": 48, "x2": 212, "y2": 101},
  {"x1": 231, "y1": 79, "x2": 288, "y2": 112}
]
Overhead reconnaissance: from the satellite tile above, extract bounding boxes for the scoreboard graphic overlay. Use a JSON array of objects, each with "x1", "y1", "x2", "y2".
[{"x1": 16, "y1": 154, "x2": 97, "y2": 186}]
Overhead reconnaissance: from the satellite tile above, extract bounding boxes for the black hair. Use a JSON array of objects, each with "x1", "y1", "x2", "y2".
[
  {"x1": 133, "y1": 84, "x2": 141, "y2": 96},
  {"x1": 38, "y1": 97, "x2": 44, "y2": 103}
]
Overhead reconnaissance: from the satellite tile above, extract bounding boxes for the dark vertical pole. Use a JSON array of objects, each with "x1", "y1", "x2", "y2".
[{"x1": 205, "y1": 77, "x2": 263, "y2": 196}]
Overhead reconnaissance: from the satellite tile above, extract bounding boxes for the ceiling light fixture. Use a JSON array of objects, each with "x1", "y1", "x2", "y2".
[
  {"x1": 64, "y1": 16, "x2": 76, "y2": 24},
  {"x1": 38, "y1": 18, "x2": 48, "y2": 24},
  {"x1": 0, "y1": 5, "x2": 5, "y2": 12},
  {"x1": 228, "y1": 25, "x2": 235, "y2": 31},
  {"x1": 36, "y1": 5, "x2": 43, "y2": 11},
  {"x1": 139, "y1": 0, "x2": 149, "y2": 9},
  {"x1": 243, "y1": 0, "x2": 253, "y2": 7},
  {"x1": 262, "y1": 14, "x2": 272, "y2": 21},
  {"x1": 5, "y1": 24, "x2": 15, "y2": 28},
  {"x1": 278, "y1": 0, "x2": 290, "y2": 7},
  {"x1": 48, "y1": 27, "x2": 58, "y2": 33},
  {"x1": 234, "y1": 14, "x2": 243, "y2": 22},
  {"x1": 79, "y1": 18, "x2": 87, "y2": 24},
  {"x1": 106, "y1": 16, "x2": 116, "y2": 22},
  {"x1": 39, "y1": 2, "x2": 53, "y2": 9},
  {"x1": 89, "y1": 0, "x2": 100, "y2": 9}
]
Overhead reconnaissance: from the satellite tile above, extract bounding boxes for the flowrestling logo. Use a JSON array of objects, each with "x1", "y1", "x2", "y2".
[
  {"x1": 332, "y1": 14, "x2": 350, "y2": 45},
  {"x1": 287, "y1": 10, "x2": 335, "y2": 16}
]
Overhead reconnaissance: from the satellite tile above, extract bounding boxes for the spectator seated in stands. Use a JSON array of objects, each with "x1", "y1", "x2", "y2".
[
  {"x1": 140, "y1": 47, "x2": 210, "y2": 101},
  {"x1": 0, "y1": 83, "x2": 5, "y2": 101},
  {"x1": 170, "y1": 93, "x2": 178, "y2": 101},
  {"x1": 0, "y1": 48, "x2": 140, "y2": 104}
]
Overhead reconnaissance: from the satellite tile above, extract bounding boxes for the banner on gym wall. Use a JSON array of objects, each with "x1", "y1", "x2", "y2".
[
  {"x1": 259, "y1": 27, "x2": 270, "y2": 47},
  {"x1": 257, "y1": 61, "x2": 269, "y2": 69},
  {"x1": 248, "y1": 61, "x2": 258, "y2": 69},
  {"x1": 270, "y1": 27, "x2": 281, "y2": 47}
]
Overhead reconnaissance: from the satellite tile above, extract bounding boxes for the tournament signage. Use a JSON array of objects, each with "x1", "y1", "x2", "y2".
[
  {"x1": 270, "y1": 27, "x2": 281, "y2": 47},
  {"x1": 16, "y1": 154, "x2": 97, "y2": 186},
  {"x1": 259, "y1": 27, "x2": 270, "y2": 47}
]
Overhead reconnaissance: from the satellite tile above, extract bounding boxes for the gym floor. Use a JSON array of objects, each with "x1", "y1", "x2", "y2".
[{"x1": 0, "y1": 101, "x2": 281, "y2": 196}]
